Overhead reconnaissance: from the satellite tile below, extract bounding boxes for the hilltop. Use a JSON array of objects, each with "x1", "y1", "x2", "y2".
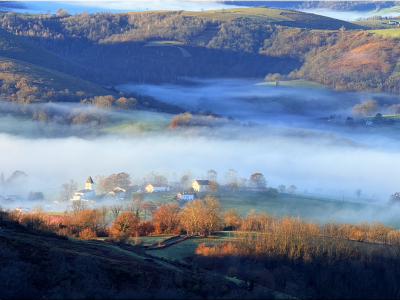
[{"x1": 181, "y1": 7, "x2": 364, "y2": 30}]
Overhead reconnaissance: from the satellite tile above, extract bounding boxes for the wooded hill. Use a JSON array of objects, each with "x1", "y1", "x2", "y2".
[
  {"x1": 0, "y1": 25, "x2": 115, "y2": 104},
  {"x1": 0, "y1": 7, "x2": 400, "y2": 95}
]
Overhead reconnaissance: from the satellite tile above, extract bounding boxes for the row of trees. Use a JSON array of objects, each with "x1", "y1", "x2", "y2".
[
  {"x1": 10, "y1": 194, "x2": 400, "y2": 246},
  {"x1": 194, "y1": 214, "x2": 400, "y2": 298},
  {"x1": 353, "y1": 99, "x2": 400, "y2": 116}
]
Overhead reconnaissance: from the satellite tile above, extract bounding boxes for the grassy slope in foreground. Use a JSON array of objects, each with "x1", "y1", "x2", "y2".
[{"x1": 181, "y1": 7, "x2": 365, "y2": 30}]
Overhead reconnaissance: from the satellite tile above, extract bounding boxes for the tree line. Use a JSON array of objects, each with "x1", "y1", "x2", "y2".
[{"x1": 3, "y1": 200, "x2": 400, "y2": 298}]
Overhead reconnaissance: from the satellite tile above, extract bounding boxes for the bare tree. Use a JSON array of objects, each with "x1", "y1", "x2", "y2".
[
  {"x1": 207, "y1": 169, "x2": 217, "y2": 181},
  {"x1": 278, "y1": 185, "x2": 286, "y2": 193},
  {"x1": 141, "y1": 201, "x2": 158, "y2": 215},
  {"x1": 60, "y1": 179, "x2": 78, "y2": 202},
  {"x1": 71, "y1": 200, "x2": 87, "y2": 215},
  {"x1": 130, "y1": 193, "x2": 144, "y2": 217},
  {"x1": 287, "y1": 185, "x2": 297, "y2": 196},
  {"x1": 110, "y1": 204, "x2": 123, "y2": 219}
]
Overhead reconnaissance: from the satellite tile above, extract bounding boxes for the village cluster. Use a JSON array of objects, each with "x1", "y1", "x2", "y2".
[{"x1": 71, "y1": 177, "x2": 217, "y2": 203}]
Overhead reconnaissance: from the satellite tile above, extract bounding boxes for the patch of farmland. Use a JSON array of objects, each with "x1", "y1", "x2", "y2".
[{"x1": 143, "y1": 40, "x2": 191, "y2": 57}]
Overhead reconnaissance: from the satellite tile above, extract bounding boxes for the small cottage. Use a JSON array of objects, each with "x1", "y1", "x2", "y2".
[
  {"x1": 145, "y1": 184, "x2": 169, "y2": 193},
  {"x1": 192, "y1": 180, "x2": 209, "y2": 192},
  {"x1": 177, "y1": 192, "x2": 195, "y2": 201}
]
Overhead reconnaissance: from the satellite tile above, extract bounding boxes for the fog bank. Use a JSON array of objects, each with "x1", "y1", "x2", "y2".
[{"x1": 0, "y1": 129, "x2": 399, "y2": 202}]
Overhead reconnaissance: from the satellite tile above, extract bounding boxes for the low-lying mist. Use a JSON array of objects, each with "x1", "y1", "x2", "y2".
[
  {"x1": 0, "y1": 124, "x2": 399, "y2": 202},
  {"x1": 2, "y1": 77, "x2": 400, "y2": 226},
  {"x1": 117, "y1": 78, "x2": 400, "y2": 122}
]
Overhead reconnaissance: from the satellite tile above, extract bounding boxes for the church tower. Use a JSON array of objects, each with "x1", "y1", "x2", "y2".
[{"x1": 85, "y1": 176, "x2": 94, "y2": 191}]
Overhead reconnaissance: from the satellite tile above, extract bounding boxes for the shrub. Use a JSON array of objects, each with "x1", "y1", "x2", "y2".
[{"x1": 78, "y1": 228, "x2": 97, "y2": 240}]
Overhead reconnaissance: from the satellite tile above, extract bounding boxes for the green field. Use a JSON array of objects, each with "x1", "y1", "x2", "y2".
[
  {"x1": 100, "y1": 110, "x2": 172, "y2": 134},
  {"x1": 182, "y1": 7, "x2": 363, "y2": 30},
  {"x1": 182, "y1": 7, "x2": 292, "y2": 22},
  {"x1": 352, "y1": 19, "x2": 391, "y2": 29},
  {"x1": 133, "y1": 234, "x2": 177, "y2": 246},
  {"x1": 144, "y1": 232, "x2": 235, "y2": 263},
  {"x1": 372, "y1": 6, "x2": 400, "y2": 14},
  {"x1": 143, "y1": 40, "x2": 192, "y2": 57},
  {"x1": 369, "y1": 28, "x2": 400, "y2": 37}
]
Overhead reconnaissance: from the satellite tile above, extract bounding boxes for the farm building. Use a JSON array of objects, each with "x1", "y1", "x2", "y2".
[
  {"x1": 70, "y1": 176, "x2": 95, "y2": 201},
  {"x1": 192, "y1": 180, "x2": 210, "y2": 192},
  {"x1": 177, "y1": 192, "x2": 195, "y2": 201},
  {"x1": 145, "y1": 184, "x2": 169, "y2": 193},
  {"x1": 108, "y1": 185, "x2": 140, "y2": 199}
]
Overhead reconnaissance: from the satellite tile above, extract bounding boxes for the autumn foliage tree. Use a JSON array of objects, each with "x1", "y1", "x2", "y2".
[
  {"x1": 249, "y1": 173, "x2": 267, "y2": 188},
  {"x1": 353, "y1": 100, "x2": 380, "y2": 116},
  {"x1": 109, "y1": 211, "x2": 140, "y2": 240},
  {"x1": 179, "y1": 197, "x2": 222, "y2": 236},
  {"x1": 152, "y1": 203, "x2": 180, "y2": 233}
]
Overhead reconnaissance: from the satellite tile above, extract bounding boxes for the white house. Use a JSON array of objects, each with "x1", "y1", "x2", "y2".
[
  {"x1": 192, "y1": 180, "x2": 209, "y2": 192},
  {"x1": 70, "y1": 176, "x2": 95, "y2": 201},
  {"x1": 177, "y1": 192, "x2": 195, "y2": 201},
  {"x1": 145, "y1": 184, "x2": 169, "y2": 193}
]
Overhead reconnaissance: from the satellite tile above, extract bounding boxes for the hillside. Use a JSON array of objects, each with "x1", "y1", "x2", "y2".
[
  {"x1": 181, "y1": 7, "x2": 364, "y2": 30},
  {"x1": 0, "y1": 26, "x2": 105, "y2": 84},
  {"x1": 0, "y1": 8, "x2": 400, "y2": 94},
  {"x1": 0, "y1": 219, "x2": 262, "y2": 299},
  {"x1": 0, "y1": 25, "x2": 117, "y2": 104}
]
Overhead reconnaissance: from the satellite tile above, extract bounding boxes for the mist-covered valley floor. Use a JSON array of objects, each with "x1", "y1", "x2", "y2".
[{"x1": 2, "y1": 78, "x2": 400, "y2": 226}]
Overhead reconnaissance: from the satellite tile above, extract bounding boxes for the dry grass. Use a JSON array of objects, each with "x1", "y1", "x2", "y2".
[{"x1": 325, "y1": 40, "x2": 398, "y2": 73}]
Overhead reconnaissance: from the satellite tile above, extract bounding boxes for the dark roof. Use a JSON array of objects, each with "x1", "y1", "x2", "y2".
[
  {"x1": 194, "y1": 180, "x2": 209, "y2": 185},
  {"x1": 77, "y1": 189, "x2": 93, "y2": 193},
  {"x1": 86, "y1": 176, "x2": 94, "y2": 184},
  {"x1": 149, "y1": 184, "x2": 169, "y2": 187}
]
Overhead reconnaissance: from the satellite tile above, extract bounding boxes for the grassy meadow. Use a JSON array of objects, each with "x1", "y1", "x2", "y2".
[
  {"x1": 370, "y1": 28, "x2": 400, "y2": 37},
  {"x1": 182, "y1": 7, "x2": 363, "y2": 30},
  {"x1": 100, "y1": 110, "x2": 172, "y2": 135}
]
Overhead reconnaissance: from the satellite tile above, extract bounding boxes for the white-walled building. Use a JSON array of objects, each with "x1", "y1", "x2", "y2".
[
  {"x1": 192, "y1": 180, "x2": 209, "y2": 192},
  {"x1": 177, "y1": 192, "x2": 195, "y2": 201},
  {"x1": 70, "y1": 176, "x2": 95, "y2": 201},
  {"x1": 145, "y1": 184, "x2": 169, "y2": 193}
]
